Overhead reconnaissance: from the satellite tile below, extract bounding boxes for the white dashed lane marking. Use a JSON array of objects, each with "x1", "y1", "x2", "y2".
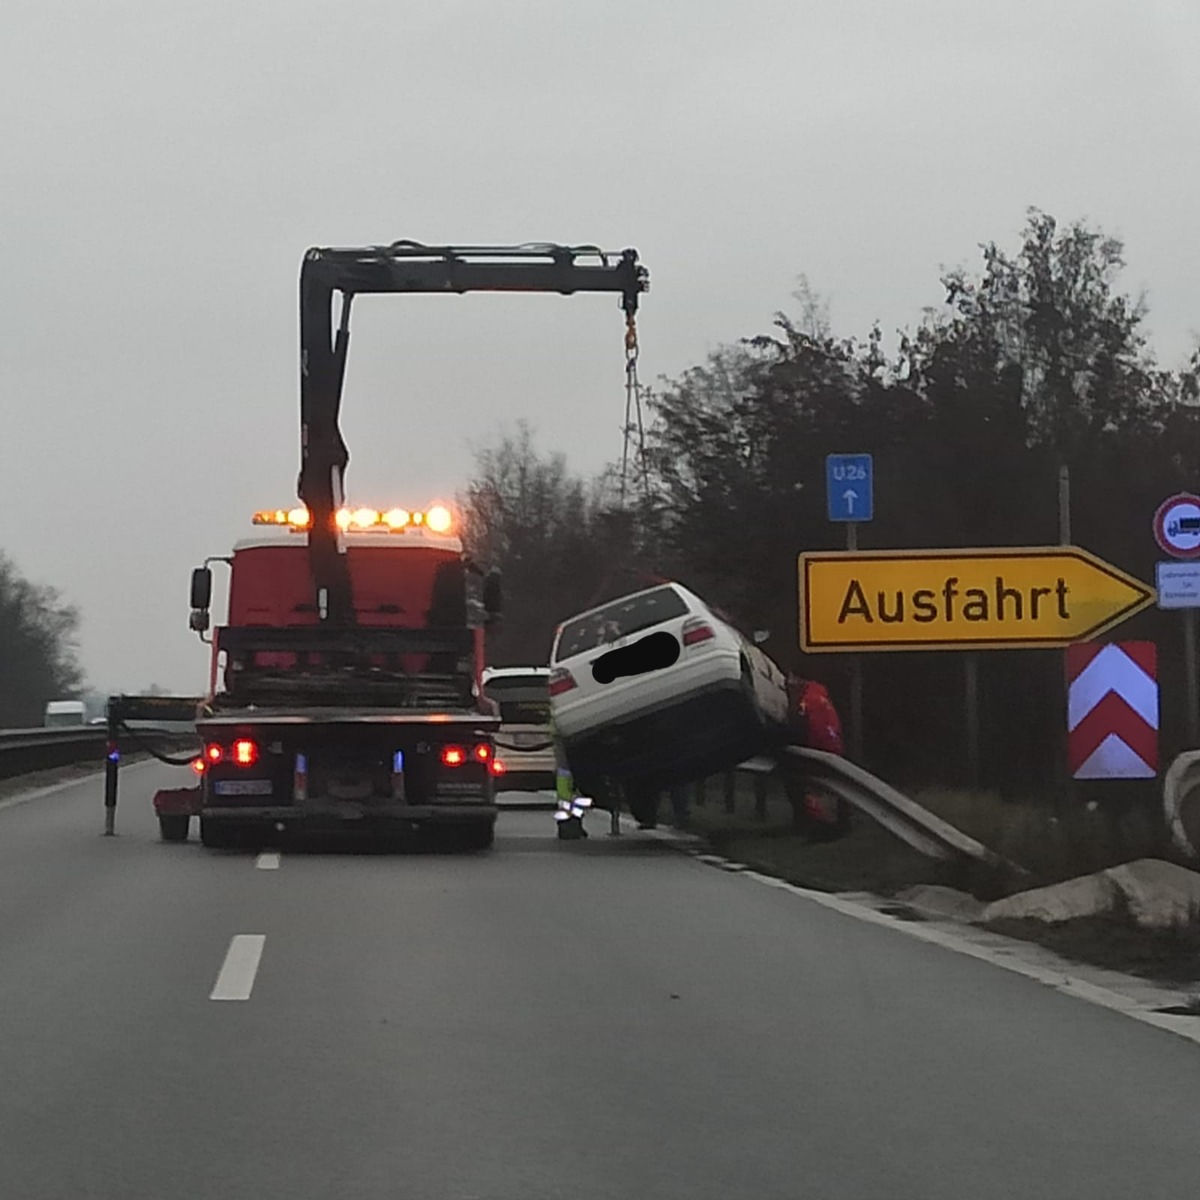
[
  {"x1": 210, "y1": 935, "x2": 266, "y2": 1001},
  {"x1": 255, "y1": 852, "x2": 281, "y2": 870}
]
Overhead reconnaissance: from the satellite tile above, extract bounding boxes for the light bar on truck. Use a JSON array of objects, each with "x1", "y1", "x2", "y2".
[{"x1": 252, "y1": 504, "x2": 455, "y2": 535}]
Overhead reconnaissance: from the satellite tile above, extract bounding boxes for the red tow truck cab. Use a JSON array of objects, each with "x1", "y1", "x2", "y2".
[{"x1": 156, "y1": 505, "x2": 502, "y2": 849}]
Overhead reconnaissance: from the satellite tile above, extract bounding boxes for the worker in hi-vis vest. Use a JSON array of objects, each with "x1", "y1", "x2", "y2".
[{"x1": 552, "y1": 713, "x2": 591, "y2": 839}]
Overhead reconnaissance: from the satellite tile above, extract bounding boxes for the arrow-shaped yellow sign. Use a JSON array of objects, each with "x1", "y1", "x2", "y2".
[{"x1": 799, "y1": 546, "x2": 1155, "y2": 653}]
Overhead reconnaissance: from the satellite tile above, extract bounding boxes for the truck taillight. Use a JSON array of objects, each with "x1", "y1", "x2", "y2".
[
  {"x1": 232, "y1": 739, "x2": 259, "y2": 766},
  {"x1": 681, "y1": 618, "x2": 716, "y2": 647},
  {"x1": 441, "y1": 745, "x2": 466, "y2": 767},
  {"x1": 548, "y1": 668, "x2": 577, "y2": 697}
]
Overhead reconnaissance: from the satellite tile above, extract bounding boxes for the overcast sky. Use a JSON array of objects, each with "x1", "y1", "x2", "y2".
[{"x1": 2, "y1": 0, "x2": 1198, "y2": 695}]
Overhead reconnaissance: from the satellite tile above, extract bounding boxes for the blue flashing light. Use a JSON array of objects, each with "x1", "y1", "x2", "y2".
[{"x1": 392, "y1": 750, "x2": 405, "y2": 773}]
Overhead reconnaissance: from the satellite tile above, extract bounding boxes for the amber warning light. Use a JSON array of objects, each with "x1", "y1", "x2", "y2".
[{"x1": 253, "y1": 504, "x2": 453, "y2": 534}]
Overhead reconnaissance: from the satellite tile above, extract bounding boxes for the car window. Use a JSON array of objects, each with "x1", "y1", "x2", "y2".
[
  {"x1": 483, "y1": 675, "x2": 551, "y2": 725},
  {"x1": 554, "y1": 586, "x2": 690, "y2": 661}
]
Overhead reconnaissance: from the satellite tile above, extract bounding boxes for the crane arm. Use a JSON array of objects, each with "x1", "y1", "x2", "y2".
[{"x1": 297, "y1": 241, "x2": 649, "y2": 625}]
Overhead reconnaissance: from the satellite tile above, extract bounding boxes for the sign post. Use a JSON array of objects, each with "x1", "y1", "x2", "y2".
[
  {"x1": 825, "y1": 454, "x2": 873, "y2": 761},
  {"x1": 1154, "y1": 493, "x2": 1200, "y2": 747}
]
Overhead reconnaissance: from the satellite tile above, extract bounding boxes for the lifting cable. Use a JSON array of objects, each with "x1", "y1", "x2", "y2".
[
  {"x1": 114, "y1": 722, "x2": 203, "y2": 768},
  {"x1": 619, "y1": 312, "x2": 652, "y2": 509}
]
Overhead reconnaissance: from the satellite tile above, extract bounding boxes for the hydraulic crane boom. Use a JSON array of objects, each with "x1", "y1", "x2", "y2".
[{"x1": 297, "y1": 240, "x2": 649, "y2": 626}]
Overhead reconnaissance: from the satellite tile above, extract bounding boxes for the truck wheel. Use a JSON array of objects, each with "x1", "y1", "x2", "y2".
[
  {"x1": 158, "y1": 814, "x2": 190, "y2": 842},
  {"x1": 459, "y1": 821, "x2": 495, "y2": 852},
  {"x1": 200, "y1": 819, "x2": 235, "y2": 849},
  {"x1": 626, "y1": 782, "x2": 659, "y2": 830}
]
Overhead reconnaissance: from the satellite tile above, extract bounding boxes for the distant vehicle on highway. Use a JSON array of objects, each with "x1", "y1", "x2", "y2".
[
  {"x1": 548, "y1": 582, "x2": 789, "y2": 801},
  {"x1": 43, "y1": 700, "x2": 85, "y2": 728},
  {"x1": 481, "y1": 666, "x2": 555, "y2": 795}
]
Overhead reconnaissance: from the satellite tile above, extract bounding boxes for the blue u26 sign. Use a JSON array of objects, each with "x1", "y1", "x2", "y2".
[{"x1": 826, "y1": 453, "x2": 873, "y2": 522}]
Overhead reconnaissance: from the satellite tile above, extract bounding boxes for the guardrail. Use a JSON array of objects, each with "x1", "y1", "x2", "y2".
[
  {"x1": 0, "y1": 723, "x2": 201, "y2": 784},
  {"x1": 0, "y1": 727, "x2": 107, "y2": 781},
  {"x1": 1163, "y1": 750, "x2": 1200, "y2": 859},
  {"x1": 782, "y1": 747, "x2": 1018, "y2": 872},
  {"x1": 688, "y1": 746, "x2": 1022, "y2": 876}
]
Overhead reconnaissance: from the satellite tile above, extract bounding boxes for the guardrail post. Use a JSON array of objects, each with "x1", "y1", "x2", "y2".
[
  {"x1": 754, "y1": 773, "x2": 768, "y2": 822},
  {"x1": 723, "y1": 772, "x2": 736, "y2": 815}
]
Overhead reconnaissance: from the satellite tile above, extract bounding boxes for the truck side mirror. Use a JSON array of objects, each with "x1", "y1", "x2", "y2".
[
  {"x1": 483, "y1": 569, "x2": 503, "y2": 624},
  {"x1": 190, "y1": 566, "x2": 212, "y2": 610},
  {"x1": 189, "y1": 567, "x2": 212, "y2": 633}
]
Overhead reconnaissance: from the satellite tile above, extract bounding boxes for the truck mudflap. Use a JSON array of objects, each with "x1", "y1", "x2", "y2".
[{"x1": 154, "y1": 787, "x2": 203, "y2": 816}]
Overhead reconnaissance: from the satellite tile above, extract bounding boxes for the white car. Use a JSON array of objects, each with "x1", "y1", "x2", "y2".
[
  {"x1": 548, "y1": 582, "x2": 789, "y2": 794},
  {"x1": 481, "y1": 666, "x2": 556, "y2": 796}
]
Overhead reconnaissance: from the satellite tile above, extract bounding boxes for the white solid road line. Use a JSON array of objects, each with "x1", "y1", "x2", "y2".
[
  {"x1": 255, "y1": 852, "x2": 281, "y2": 870},
  {"x1": 210, "y1": 935, "x2": 266, "y2": 1001}
]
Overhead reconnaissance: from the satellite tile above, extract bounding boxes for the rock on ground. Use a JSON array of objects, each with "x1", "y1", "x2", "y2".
[
  {"x1": 979, "y1": 859, "x2": 1200, "y2": 930},
  {"x1": 895, "y1": 884, "x2": 985, "y2": 923},
  {"x1": 980, "y1": 872, "x2": 1119, "y2": 925}
]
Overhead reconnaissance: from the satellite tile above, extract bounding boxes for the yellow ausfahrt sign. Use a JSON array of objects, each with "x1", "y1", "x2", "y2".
[{"x1": 799, "y1": 546, "x2": 1155, "y2": 653}]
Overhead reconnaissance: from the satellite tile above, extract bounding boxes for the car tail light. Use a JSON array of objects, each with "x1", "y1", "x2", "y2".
[
  {"x1": 681, "y1": 618, "x2": 716, "y2": 647},
  {"x1": 491, "y1": 758, "x2": 506, "y2": 776},
  {"x1": 190, "y1": 758, "x2": 206, "y2": 775},
  {"x1": 204, "y1": 743, "x2": 223, "y2": 763},
  {"x1": 548, "y1": 668, "x2": 577, "y2": 697},
  {"x1": 473, "y1": 743, "x2": 491, "y2": 763},
  {"x1": 232, "y1": 739, "x2": 259, "y2": 767},
  {"x1": 441, "y1": 745, "x2": 466, "y2": 767}
]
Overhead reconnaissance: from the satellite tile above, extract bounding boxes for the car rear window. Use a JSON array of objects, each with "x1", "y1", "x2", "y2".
[
  {"x1": 554, "y1": 586, "x2": 690, "y2": 661},
  {"x1": 483, "y1": 676, "x2": 551, "y2": 725}
]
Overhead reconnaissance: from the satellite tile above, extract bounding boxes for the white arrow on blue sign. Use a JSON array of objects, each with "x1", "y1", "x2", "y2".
[{"x1": 826, "y1": 453, "x2": 873, "y2": 522}]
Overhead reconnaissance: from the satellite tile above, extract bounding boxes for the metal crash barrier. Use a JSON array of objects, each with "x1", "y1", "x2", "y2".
[
  {"x1": 684, "y1": 746, "x2": 1021, "y2": 874},
  {"x1": 1163, "y1": 750, "x2": 1200, "y2": 860}
]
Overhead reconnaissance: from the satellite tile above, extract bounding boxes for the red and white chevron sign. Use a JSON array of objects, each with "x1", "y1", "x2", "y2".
[{"x1": 1066, "y1": 641, "x2": 1158, "y2": 779}]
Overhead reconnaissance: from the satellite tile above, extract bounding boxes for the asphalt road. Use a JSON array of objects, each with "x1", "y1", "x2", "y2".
[{"x1": 3, "y1": 764, "x2": 1200, "y2": 1199}]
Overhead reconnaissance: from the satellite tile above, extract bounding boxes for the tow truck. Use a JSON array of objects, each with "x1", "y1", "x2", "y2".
[{"x1": 143, "y1": 240, "x2": 648, "y2": 848}]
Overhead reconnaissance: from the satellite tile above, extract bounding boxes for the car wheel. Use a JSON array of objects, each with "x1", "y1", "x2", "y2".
[
  {"x1": 158, "y1": 814, "x2": 190, "y2": 842},
  {"x1": 626, "y1": 781, "x2": 659, "y2": 829},
  {"x1": 459, "y1": 820, "x2": 495, "y2": 852},
  {"x1": 740, "y1": 658, "x2": 767, "y2": 729},
  {"x1": 200, "y1": 818, "x2": 236, "y2": 849}
]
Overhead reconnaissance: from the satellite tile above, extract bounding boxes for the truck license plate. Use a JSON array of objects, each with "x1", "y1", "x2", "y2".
[{"x1": 212, "y1": 780, "x2": 274, "y2": 797}]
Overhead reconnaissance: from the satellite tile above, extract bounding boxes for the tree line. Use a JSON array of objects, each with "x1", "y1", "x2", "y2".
[
  {"x1": 462, "y1": 209, "x2": 1200, "y2": 795},
  {"x1": 0, "y1": 552, "x2": 82, "y2": 727}
]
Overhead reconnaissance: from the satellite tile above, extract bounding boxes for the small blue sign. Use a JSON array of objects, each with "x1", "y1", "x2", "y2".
[{"x1": 826, "y1": 453, "x2": 873, "y2": 522}]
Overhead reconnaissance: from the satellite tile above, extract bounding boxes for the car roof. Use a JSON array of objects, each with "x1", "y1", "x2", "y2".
[{"x1": 553, "y1": 581, "x2": 696, "y2": 631}]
